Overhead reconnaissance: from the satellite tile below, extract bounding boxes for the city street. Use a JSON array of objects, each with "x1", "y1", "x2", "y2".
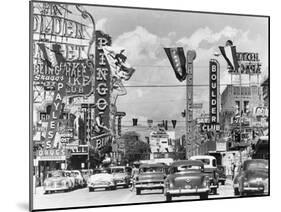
[{"x1": 34, "y1": 179, "x2": 235, "y2": 210}]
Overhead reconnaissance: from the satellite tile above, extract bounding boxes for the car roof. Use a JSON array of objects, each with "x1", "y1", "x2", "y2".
[
  {"x1": 170, "y1": 160, "x2": 204, "y2": 167},
  {"x1": 190, "y1": 155, "x2": 216, "y2": 160},
  {"x1": 140, "y1": 163, "x2": 166, "y2": 168},
  {"x1": 243, "y1": 159, "x2": 268, "y2": 165},
  {"x1": 110, "y1": 166, "x2": 126, "y2": 169}
]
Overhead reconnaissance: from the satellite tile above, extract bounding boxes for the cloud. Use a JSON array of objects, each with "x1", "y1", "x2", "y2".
[
  {"x1": 112, "y1": 26, "x2": 166, "y2": 65},
  {"x1": 176, "y1": 26, "x2": 239, "y2": 49}
]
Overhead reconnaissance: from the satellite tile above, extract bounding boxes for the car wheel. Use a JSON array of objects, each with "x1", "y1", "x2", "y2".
[
  {"x1": 124, "y1": 184, "x2": 129, "y2": 188},
  {"x1": 111, "y1": 186, "x2": 117, "y2": 190},
  {"x1": 200, "y1": 192, "x2": 208, "y2": 200},
  {"x1": 234, "y1": 188, "x2": 239, "y2": 196},
  {"x1": 89, "y1": 187, "x2": 94, "y2": 192},
  {"x1": 136, "y1": 188, "x2": 141, "y2": 195},
  {"x1": 166, "y1": 194, "x2": 172, "y2": 202},
  {"x1": 221, "y1": 181, "x2": 225, "y2": 186}
]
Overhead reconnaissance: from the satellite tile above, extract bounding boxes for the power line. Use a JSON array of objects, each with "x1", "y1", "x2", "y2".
[{"x1": 122, "y1": 83, "x2": 260, "y2": 88}]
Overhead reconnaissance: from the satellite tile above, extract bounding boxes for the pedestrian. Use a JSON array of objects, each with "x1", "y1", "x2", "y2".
[
  {"x1": 231, "y1": 162, "x2": 236, "y2": 180},
  {"x1": 130, "y1": 165, "x2": 139, "y2": 192}
]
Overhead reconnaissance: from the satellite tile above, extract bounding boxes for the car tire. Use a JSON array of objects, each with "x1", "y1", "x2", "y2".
[
  {"x1": 136, "y1": 188, "x2": 141, "y2": 195},
  {"x1": 124, "y1": 184, "x2": 129, "y2": 188},
  {"x1": 89, "y1": 187, "x2": 94, "y2": 192},
  {"x1": 234, "y1": 188, "x2": 239, "y2": 196},
  {"x1": 166, "y1": 194, "x2": 172, "y2": 202},
  {"x1": 221, "y1": 181, "x2": 225, "y2": 186},
  {"x1": 200, "y1": 192, "x2": 209, "y2": 200},
  {"x1": 111, "y1": 186, "x2": 117, "y2": 190}
]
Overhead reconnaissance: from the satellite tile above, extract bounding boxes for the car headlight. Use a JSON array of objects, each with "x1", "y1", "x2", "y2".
[
  {"x1": 203, "y1": 177, "x2": 210, "y2": 187},
  {"x1": 243, "y1": 181, "x2": 249, "y2": 187}
]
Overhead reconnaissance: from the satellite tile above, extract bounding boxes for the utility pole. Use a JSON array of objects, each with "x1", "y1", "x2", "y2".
[{"x1": 185, "y1": 50, "x2": 196, "y2": 159}]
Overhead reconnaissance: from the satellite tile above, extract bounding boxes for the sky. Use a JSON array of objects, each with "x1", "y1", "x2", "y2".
[
  {"x1": 83, "y1": 5, "x2": 269, "y2": 126},
  {"x1": 34, "y1": 3, "x2": 269, "y2": 126}
]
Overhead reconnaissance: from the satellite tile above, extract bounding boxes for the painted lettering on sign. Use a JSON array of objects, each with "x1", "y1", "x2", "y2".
[
  {"x1": 209, "y1": 59, "x2": 219, "y2": 124},
  {"x1": 94, "y1": 30, "x2": 112, "y2": 143}
]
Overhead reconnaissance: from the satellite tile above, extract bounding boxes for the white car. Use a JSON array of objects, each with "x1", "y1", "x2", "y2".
[
  {"x1": 87, "y1": 169, "x2": 116, "y2": 192},
  {"x1": 43, "y1": 170, "x2": 75, "y2": 194},
  {"x1": 71, "y1": 170, "x2": 86, "y2": 188}
]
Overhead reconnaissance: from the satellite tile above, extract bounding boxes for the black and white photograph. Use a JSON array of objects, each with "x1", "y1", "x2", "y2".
[{"x1": 30, "y1": 0, "x2": 269, "y2": 211}]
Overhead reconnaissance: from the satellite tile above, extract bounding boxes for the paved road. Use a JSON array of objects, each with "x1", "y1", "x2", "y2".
[{"x1": 33, "y1": 179, "x2": 235, "y2": 210}]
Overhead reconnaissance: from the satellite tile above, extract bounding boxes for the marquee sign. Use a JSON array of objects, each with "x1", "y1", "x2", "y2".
[
  {"x1": 229, "y1": 52, "x2": 261, "y2": 75},
  {"x1": 32, "y1": 3, "x2": 96, "y2": 149},
  {"x1": 209, "y1": 59, "x2": 219, "y2": 124},
  {"x1": 186, "y1": 50, "x2": 196, "y2": 147}
]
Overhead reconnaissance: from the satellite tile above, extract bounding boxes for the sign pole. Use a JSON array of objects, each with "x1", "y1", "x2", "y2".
[{"x1": 185, "y1": 50, "x2": 196, "y2": 159}]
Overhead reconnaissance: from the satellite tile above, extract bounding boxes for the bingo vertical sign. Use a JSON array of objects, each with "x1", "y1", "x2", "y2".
[
  {"x1": 93, "y1": 31, "x2": 112, "y2": 149},
  {"x1": 209, "y1": 59, "x2": 219, "y2": 124}
]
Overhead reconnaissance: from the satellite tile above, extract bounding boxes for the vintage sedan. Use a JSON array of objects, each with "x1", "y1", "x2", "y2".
[
  {"x1": 233, "y1": 159, "x2": 268, "y2": 196},
  {"x1": 135, "y1": 163, "x2": 166, "y2": 195},
  {"x1": 87, "y1": 168, "x2": 116, "y2": 192},
  {"x1": 71, "y1": 170, "x2": 86, "y2": 188},
  {"x1": 110, "y1": 166, "x2": 132, "y2": 188},
  {"x1": 64, "y1": 170, "x2": 77, "y2": 188},
  {"x1": 43, "y1": 170, "x2": 74, "y2": 194},
  {"x1": 81, "y1": 169, "x2": 93, "y2": 184},
  {"x1": 190, "y1": 155, "x2": 219, "y2": 194},
  {"x1": 164, "y1": 160, "x2": 210, "y2": 201}
]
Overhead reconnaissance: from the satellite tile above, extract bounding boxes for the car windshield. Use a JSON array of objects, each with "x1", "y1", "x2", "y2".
[
  {"x1": 94, "y1": 169, "x2": 110, "y2": 174},
  {"x1": 140, "y1": 167, "x2": 164, "y2": 173},
  {"x1": 173, "y1": 164, "x2": 202, "y2": 173},
  {"x1": 196, "y1": 159, "x2": 210, "y2": 165},
  {"x1": 71, "y1": 172, "x2": 79, "y2": 177},
  {"x1": 48, "y1": 171, "x2": 64, "y2": 178},
  {"x1": 244, "y1": 161, "x2": 268, "y2": 171},
  {"x1": 111, "y1": 168, "x2": 125, "y2": 173}
]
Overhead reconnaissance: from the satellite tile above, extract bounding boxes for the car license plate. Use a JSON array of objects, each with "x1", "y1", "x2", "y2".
[{"x1": 185, "y1": 185, "x2": 191, "y2": 189}]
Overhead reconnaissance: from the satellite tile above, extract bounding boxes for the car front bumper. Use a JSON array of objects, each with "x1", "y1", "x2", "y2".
[
  {"x1": 88, "y1": 183, "x2": 114, "y2": 188},
  {"x1": 135, "y1": 182, "x2": 164, "y2": 189},
  {"x1": 243, "y1": 187, "x2": 265, "y2": 192},
  {"x1": 44, "y1": 186, "x2": 69, "y2": 191},
  {"x1": 166, "y1": 187, "x2": 209, "y2": 195}
]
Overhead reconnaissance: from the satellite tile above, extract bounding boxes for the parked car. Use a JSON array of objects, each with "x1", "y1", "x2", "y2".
[
  {"x1": 233, "y1": 159, "x2": 268, "y2": 196},
  {"x1": 164, "y1": 160, "x2": 210, "y2": 201},
  {"x1": 71, "y1": 170, "x2": 85, "y2": 188},
  {"x1": 217, "y1": 165, "x2": 227, "y2": 185},
  {"x1": 43, "y1": 170, "x2": 74, "y2": 194},
  {"x1": 190, "y1": 155, "x2": 219, "y2": 194},
  {"x1": 135, "y1": 163, "x2": 166, "y2": 195},
  {"x1": 64, "y1": 170, "x2": 77, "y2": 188},
  {"x1": 87, "y1": 168, "x2": 116, "y2": 192},
  {"x1": 110, "y1": 166, "x2": 132, "y2": 188},
  {"x1": 81, "y1": 169, "x2": 93, "y2": 185}
]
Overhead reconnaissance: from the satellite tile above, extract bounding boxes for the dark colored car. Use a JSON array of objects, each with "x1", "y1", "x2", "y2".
[
  {"x1": 164, "y1": 160, "x2": 210, "y2": 201},
  {"x1": 233, "y1": 159, "x2": 268, "y2": 196},
  {"x1": 190, "y1": 155, "x2": 219, "y2": 194},
  {"x1": 217, "y1": 165, "x2": 226, "y2": 185},
  {"x1": 135, "y1": 163, "x2": 166, "y2": 195}
]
